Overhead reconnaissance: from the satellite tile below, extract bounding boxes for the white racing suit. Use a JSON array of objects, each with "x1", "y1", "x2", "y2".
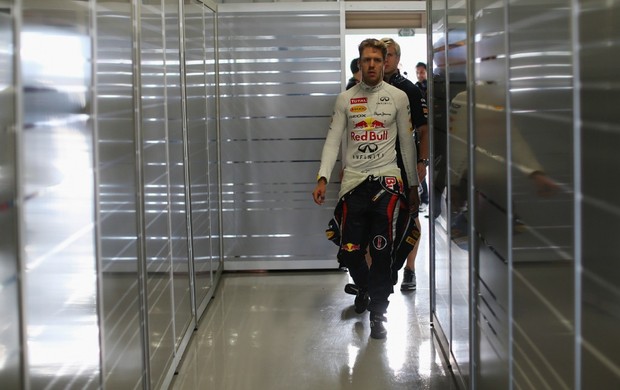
[{"x1": 317, "y1": 81, "x2": 419, "y2": 314}]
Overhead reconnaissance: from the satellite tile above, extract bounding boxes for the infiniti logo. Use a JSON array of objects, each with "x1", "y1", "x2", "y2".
[{"x1": 358, "y1": 143, "x2": 378, "y2": 153}]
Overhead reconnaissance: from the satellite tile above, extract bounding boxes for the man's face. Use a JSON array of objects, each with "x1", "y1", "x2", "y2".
[
  {"x1": 383, "y1": 45, "x2": 399, "y2": 77},
  {"x1": 416, "y1": 66, "x2": 427, "y2": 83},
  {"x1": 360, "y1": 47, "x2": 385, "y2": 86}
]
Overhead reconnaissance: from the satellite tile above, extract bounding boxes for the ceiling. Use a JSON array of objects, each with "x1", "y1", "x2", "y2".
[{"x1": 346, "y1": 11, "x2": 425, "y2": 29}]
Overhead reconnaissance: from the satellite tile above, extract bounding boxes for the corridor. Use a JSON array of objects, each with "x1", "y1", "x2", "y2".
[
  {"x1": 171, "y1": 216, "x2": 458, "y2": 390},
  {"x1": 4, "y1": 1, "x2": 619, "y2": 389}
]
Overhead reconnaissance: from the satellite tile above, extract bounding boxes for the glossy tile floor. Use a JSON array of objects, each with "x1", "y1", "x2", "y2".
[{"x1": 171, "y1": 221, "x2": 458, "y2": 390}]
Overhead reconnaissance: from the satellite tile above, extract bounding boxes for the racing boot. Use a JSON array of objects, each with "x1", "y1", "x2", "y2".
[
  {"x1": 369, "y1": 312, "x2": 387, "y2": 339},
  {"x1": 344, "y1": 284, "x2": 369, "y2": 313}
]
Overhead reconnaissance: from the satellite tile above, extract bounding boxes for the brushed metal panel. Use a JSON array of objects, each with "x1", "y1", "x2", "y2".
[
  {"x1": 472, "y1": 6, "x2": 510, "y2": 382},
  {"x1": 477, "y1": 241, "x2": 509, "y2": 390},
  {"x1": 472, "y1": 84, "x2": 508, "y2": 211},
  {"x1": 146, "y1": 274, "x2": 174, "y2": 389},
  {"x1": 21, "y1": 0, "x2": 100, "y2": 387},
  {"x1": 185, "y1": 0, "x2": 214, "y2": 308},
  {"x1": 508, "y1": 3, "x2": 576, "y2": 389},
  {"x1": 475, "y1": 57, "x2": 505, "y2": 85},
  {"x1": 512, "y1": 263, "x2": 575, "y2": 389},
  {"x1": 220, "y1": 117, "x2": 333, "y2": 138},
  {"x1": 477, "y1": 194, "x2": 509, "y2": 261},
  {"x1": 433, "y1": 227, "x2": 452, "y2": 346},
  {"x1": 161, "y1": 0, "x2": 193, "y2": 370},
  {"x1": 580, "y1": 0, "x2": 620, "y2": 387},
  {"x1": 446, "y1": 1, "x2": 470, "y2": 378},
  {"x1": 139, "y1": 3, "x2": 175, "y2": 388},
  {"x1": 95, "y1": 1, "x2": 144, "y2": 388},
  {"x1": 476, "y1": 315, "x2": 509, "y2": 390},
  {"x1": 204, "y1": 6, "x2": 220, "y2": 280},
  {"x1": 581, "y1": 204, "x2": 620, "y2": 388},
  {"x1": 478, "y1": 239, "x2": 508, "y2": 317},
  {"x1": 430, "y1": 0, "x2": 451, "y2": 356},
  {"x1": 473, "y1": 6, "x2": 503, "y2": 35},
  {"x1": 202, "y1": 3, "x2": 222, "y2": 298},
  {"x1": 475, "y1": 37, "x2": 505, "y2": 71},
  {"x1": 0, "y1": 4, "x2": 21, "y2": 388},
  {"x1": 218, "y1": 6, "x2": 341, "y2": 268},
  {"x1": 221, "y1": 139, "x2": 327, "y2": 163},
  {"x1": 218, "y1": 95, "x2": 338, "y2": 118},
  {"x1": 511, "y1": 89, "x2": 572, "y2": 113},
  {"x1": 220, "y1": 161, "x2": 335, "y2": 187}
]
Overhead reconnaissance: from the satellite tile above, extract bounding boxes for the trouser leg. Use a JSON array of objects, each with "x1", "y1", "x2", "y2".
[
  {"x1": 420, "y1": 177, "x2": 429, "y2": 204},
  {"x1": 367, "y1": 191, "x2": 399, "y2": 314},
  {"x1": 337, "y1": 190, "x2": 370, "y2": 289}
]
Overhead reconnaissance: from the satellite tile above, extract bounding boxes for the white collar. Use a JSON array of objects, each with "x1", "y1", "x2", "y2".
[{"x1": 359, "y1": 80, "x2": 384, "y2": 92}]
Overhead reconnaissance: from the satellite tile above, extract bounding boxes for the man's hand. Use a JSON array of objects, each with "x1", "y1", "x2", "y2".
[
  {"x1": 313, "y1": 178, "x2": 327, "y2": 205},
  {"x1": 408, "y1": 186, "x2": 420, "y2": 216}
]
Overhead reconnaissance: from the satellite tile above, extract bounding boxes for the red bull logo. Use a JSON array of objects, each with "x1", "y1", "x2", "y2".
[
  {"x1": 342, "y1": 243, "x2": 360, "y2": 252},
  {"x1": 352, "y1": 117, "x2": 386, "y2": 131},
  {"x1": 352, "y1": 120, "x2": 366, "y2": 130},
  {"x1": 351, "y1": 130, "x2": 388, "y2": 141},
  {"x1": 350, "y1": 97, "x2": 367, "y2": 104}
]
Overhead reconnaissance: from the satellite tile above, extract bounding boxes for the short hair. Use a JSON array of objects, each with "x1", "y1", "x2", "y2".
[
  {"x1": 350, "y1": 58, "x2": 359, "y2": 74},
  {"x1": 358, "y1": 38, "x2": 387, "y2": 60},
  {"x1": 416, "y1": 62, "x2": 427, "y2": 69},
  {"x1": 380, "y1": 37, "x2": 401, "y2": 57}
]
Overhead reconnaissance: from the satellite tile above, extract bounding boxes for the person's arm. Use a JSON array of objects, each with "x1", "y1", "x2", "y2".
[
  {"x1": 407, "y1": 85, "x2": 430, "y2": 180},
  {"x1": 416, "y1": 124, "x2": 429, "y2": 180},
  {"x1": 313, "y1": 94, "x2": 347, "y2": 205},
  {"x1": 395, "y1": 91, "x2": 420, "y2": 213},
  {"x1": 317, "y1": 94, "x2": 347, "y2": 182}
]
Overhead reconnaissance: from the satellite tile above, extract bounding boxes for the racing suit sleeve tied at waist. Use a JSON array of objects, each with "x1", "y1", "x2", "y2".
[{"x1": 325, "y1": 179, "x2": 420, "y2": 285}]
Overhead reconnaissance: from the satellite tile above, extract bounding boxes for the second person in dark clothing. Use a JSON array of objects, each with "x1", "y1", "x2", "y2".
[
  {"x1": 380, "y1": 37, "x2": 429, "y2": 292},
  {"x1": 346, "y1": 57, "x2": 361, "y2": 90}
]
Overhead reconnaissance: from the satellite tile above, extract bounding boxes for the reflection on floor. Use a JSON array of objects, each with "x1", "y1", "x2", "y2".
[{"x1": 171, "y1": 229, "x2": 458, "y2": 389}]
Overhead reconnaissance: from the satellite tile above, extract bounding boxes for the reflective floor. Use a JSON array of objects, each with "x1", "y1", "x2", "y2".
[{"x1": 171, "y1": 217, "x2": 458, "y2": 390}]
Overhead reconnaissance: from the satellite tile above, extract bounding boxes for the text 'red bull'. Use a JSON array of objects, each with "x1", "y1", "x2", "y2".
[{"x1": 351, "y1": 130, "x2": 388, "y2": 141}]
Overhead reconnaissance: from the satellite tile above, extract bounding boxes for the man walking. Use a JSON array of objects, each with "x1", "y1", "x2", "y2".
[
  {"x1": 312, "y1": 38, "x2": 419, "y2": 339},
  {"x1": 413, "y1": 61, "x2": 430, "y2": 210},
  {"x1": 380, "y1": 38, "x2": 429, "y2": 292}
]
